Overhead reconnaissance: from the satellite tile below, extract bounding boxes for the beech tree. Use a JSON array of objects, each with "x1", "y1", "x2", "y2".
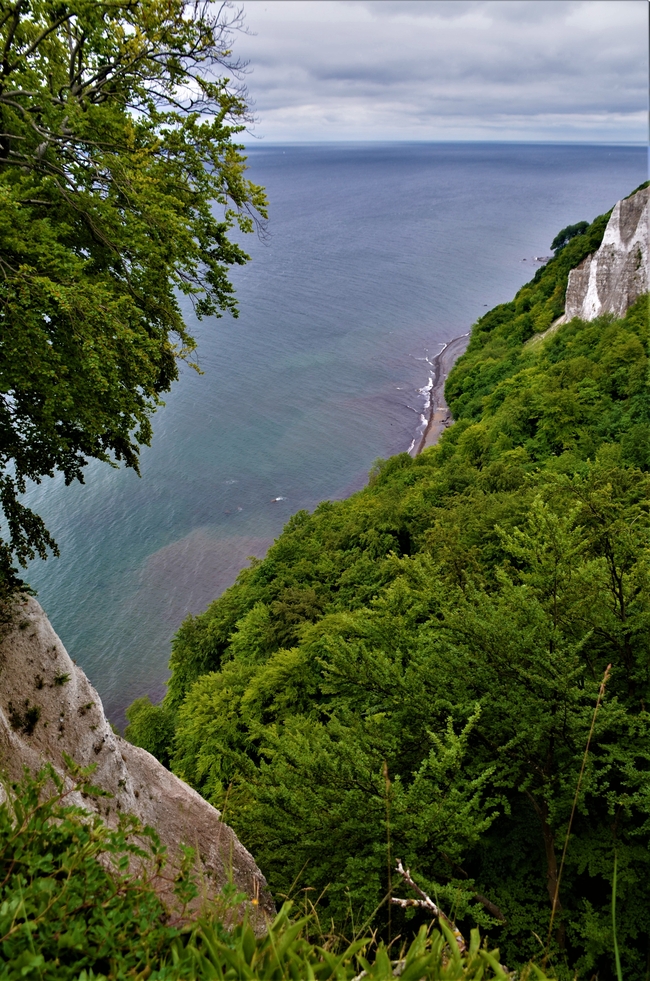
[
  {"x1": 0, "y1": 0, "x2": 266, "y2": 589},
  {"x1": 133, "y1": 287, "x2": 650, "y2": 977}
]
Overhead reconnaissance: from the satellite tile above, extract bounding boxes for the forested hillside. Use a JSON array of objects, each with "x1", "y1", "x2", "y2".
[{"x1": 126, "y1": 202, "x2": 650, "y2": 978}]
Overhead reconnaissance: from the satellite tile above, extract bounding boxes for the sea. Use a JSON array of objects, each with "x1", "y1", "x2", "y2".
[{"x1": 23, "y1": 142, "x2": 648, "y2": 726}]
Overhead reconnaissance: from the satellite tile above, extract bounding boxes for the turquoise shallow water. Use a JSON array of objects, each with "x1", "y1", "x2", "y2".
[{"x1": 24, "y1": 142, "x2": 647, "y2": 725}]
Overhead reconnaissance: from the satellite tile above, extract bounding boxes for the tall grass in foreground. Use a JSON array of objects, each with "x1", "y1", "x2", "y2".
[{"x1": 174, "y1": 905, "x2": 524, "y2": 981}]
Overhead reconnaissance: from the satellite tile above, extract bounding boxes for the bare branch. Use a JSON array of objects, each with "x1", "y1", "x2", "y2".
[{"x1": 391, "y1": 859, "x2": 467, "y2": 953}]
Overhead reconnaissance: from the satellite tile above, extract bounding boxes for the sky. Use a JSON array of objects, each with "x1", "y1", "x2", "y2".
[{"x1": 232, "y1": 0, "x2": 649, "y2": 143}]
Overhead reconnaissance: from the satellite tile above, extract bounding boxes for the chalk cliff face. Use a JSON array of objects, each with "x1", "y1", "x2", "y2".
[
  {"x1": 0, "y1": 596, "x2": 274, "y2": 926},
  {"x1": 564, "y1": 185, "x2": 649, "y2": 321}
]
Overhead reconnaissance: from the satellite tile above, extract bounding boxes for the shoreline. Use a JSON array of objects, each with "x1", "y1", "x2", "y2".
[{"x1": 413, "y1": 332, "x2": 470, "y2": 455}]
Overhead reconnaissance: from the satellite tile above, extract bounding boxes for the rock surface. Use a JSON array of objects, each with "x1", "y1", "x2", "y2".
[
  {"x1": 0, "y1": 596, "x2": 275, "y2": 927},
  {"x1": 563, "y1": 185, "x2": 649, "y2": 322}
]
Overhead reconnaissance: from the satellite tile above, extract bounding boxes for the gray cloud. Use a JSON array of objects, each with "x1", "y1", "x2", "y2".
[
  {"x1": 235, "y1": 0, "x2": 648, "y2": 141},
  {"x1": 347, "y1": 1, "x2": 581, "y2": 22}
]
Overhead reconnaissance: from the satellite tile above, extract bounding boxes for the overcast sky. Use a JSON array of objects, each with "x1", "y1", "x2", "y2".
[{"x1": 233, "y1": 0, "x2": 648, "y2": 143}]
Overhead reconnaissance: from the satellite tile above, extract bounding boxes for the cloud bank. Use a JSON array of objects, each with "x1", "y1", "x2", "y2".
[{"x1": 235, "y1": 0, "x2": 648, "y2": 142}]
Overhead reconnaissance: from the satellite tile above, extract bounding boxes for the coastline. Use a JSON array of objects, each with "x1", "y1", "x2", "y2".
[{"x1": 414, "y1": 332, "x2": 470, "y2": 455}]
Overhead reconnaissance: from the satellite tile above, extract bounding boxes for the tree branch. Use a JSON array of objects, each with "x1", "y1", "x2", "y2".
[
  {"x1": 439, "y1": 853, "x2": 506, "y2": 922},
  {"x1": 5, "y1": 11, "x2": 73, "y2": 77},
  {"x1": 391, "y1": 859, "x2": 467, "y2": 953}
]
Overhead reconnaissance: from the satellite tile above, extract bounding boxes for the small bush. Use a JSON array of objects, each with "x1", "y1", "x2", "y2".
[{"x1": 125, "y1": 695, "x2": 177, "y2": 767}]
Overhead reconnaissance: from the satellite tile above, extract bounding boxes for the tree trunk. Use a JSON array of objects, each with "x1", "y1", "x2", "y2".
[{"x1": 528, "y1": 794, "x2": 566, "y2": 949}]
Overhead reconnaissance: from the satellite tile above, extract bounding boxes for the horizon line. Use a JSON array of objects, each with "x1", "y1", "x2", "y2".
[{"x1": 242, "y1": 137, "x2": 648, "y2": 148}]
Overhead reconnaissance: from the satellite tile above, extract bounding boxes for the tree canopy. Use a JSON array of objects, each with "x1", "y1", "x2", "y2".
[
  {"x1": 126, "y1": 201, "x2": 650, "y2": 978},
  {"x1": 550, "y1": 221, "x2": 589, "y2": 255},
  {"x1": 0, "y1": 0, "x2": 266, "y2": 591}
]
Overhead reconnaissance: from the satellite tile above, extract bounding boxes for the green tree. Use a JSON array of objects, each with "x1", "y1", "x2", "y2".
[
  {"x1": 144, "y1": 287, "x2": 650, "y2": 976},
  {"x1": 124, "y1": 694, "x2": 176, "y2": 768},
  {"x1": 550, "y1": 221, "x2": 589, "y2": 254},
  {"x1": 0, "y1": 0, "x2": 266, "y2": 590}
]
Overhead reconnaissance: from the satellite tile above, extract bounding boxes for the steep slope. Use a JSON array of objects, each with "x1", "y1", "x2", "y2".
[
  {"x1": 127, "y1": 186, "x2": 650, "y2": 978},
  {"x1": 444, "y1": 182, "x2": 648, "y2": 422},
  {"x1": 0, "y1": 596, "x2": 274, "y2": 926},
  {"x1": 563, "y1": 184, "x2": 648, "y2": 321}
]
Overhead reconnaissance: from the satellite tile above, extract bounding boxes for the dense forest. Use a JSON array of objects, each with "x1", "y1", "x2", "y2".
[
  {"x1": 3, "y1": 2, "x2": 644, "y2": 977},
  {"x1": 125, "y1": 192, "x2": 650, "y2": 979}
]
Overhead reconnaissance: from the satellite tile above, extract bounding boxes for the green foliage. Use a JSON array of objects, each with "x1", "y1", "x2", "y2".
[
  {"x1": 0, "y1": 759, "x2": 188, "y2": 979},
  {"x1": 125, "y1": 695, "x2": 177, "y2": 768},
  {"x1": 0, "y1": 1, "x2": 266, "y2": 589},
  {"x1": 173, "y1": 908, "x2": 519, "y2": 981},
  {"x1": 444, "y1": 206, "x2": 613, "y2": 422},
  {"x1": 137, "y1": 203, "x2": 650, "y2": 980},
  {"x1": 550, "y1": 221, "x2": 589, "y2": 255},
  {"x1": 0, "y1": 763, "x2": 538, "y2": 980}
]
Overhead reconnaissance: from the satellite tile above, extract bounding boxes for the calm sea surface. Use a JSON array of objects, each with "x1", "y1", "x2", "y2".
[{"x1": 24, "y1": 142, "x2": 647, "y2": 725}]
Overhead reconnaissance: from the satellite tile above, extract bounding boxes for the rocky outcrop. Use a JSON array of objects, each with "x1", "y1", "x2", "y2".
[
  {"x1": 563, "y1": 185, "x2": 649, "y2": 322},
  {"x1": 0, "y1": 596, "x2": 274, "y2": 927}
]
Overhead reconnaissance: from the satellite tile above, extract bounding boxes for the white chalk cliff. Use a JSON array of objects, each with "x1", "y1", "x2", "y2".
[
  {"x1": 0, "y1": 596, "x2": 274, "y2": 926},
  {"x1": 563, "y1": 185, "x2": 649, "y2": 322}
]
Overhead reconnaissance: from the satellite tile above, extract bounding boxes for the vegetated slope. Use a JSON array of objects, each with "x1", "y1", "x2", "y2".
[
  {"x1": 4, "y1": 766, "x2": 521, "y2": 980},
  {"x1": 127, "y1": 205, "x2": 650, "y2": 979}
]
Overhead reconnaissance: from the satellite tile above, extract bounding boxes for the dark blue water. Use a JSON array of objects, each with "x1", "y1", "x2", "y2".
[{"x1": 24, "y1": 142, "x2": 647, "y2": 724}]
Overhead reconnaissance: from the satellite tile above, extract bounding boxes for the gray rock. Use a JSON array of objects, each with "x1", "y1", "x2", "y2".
[
  {"x1": 0, "y1": 595, "x2": 275, "y2": 927},
  {"x1": 563, "y1": 185, "x2": 649, "y2": 322}
]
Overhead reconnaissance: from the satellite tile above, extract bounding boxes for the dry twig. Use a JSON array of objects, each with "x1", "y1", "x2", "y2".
[{"x1": 391, "y1": 859, "x2": 467, "y2": 953}]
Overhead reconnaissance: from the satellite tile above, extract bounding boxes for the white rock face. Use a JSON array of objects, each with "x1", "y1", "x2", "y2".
[
  {"x1": 0, "y1": 596, "x2": 274, "y2": 926},
  {"x1": 564, "y1": 185, "x2": 649, "y2": 321}
]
